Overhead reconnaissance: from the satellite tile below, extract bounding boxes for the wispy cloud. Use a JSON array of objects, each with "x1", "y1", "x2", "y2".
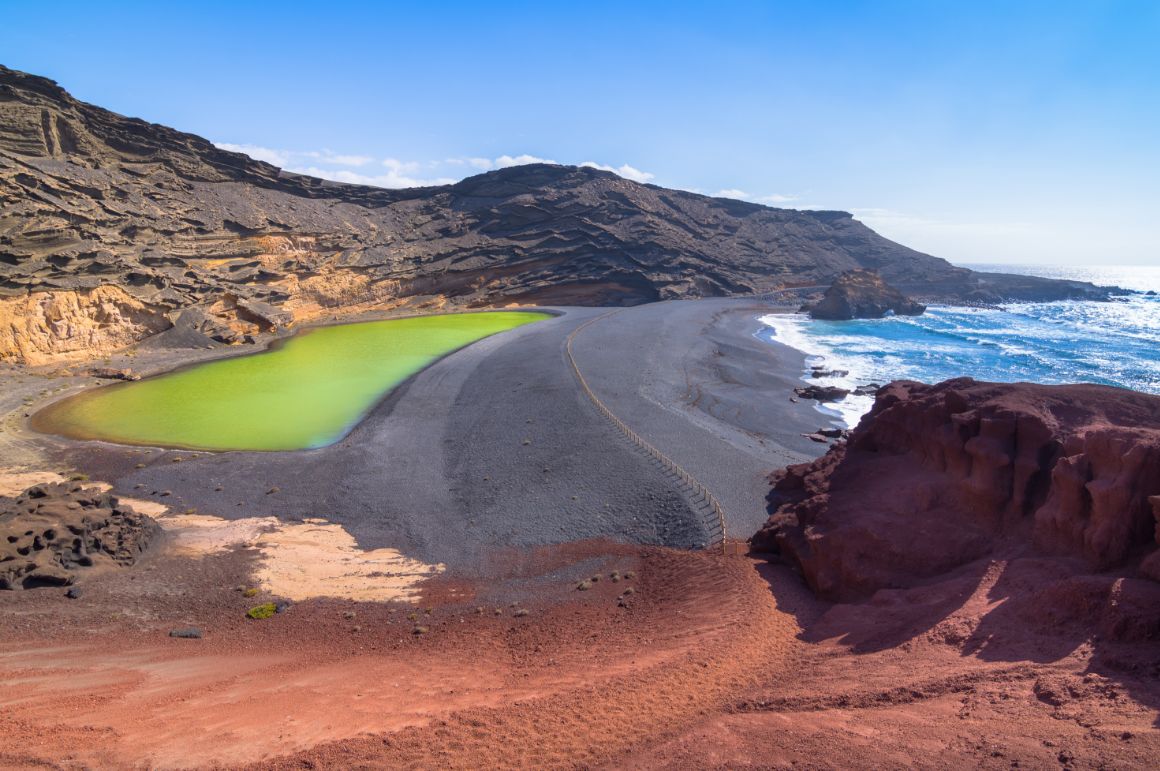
[
  {"x1": 579, "y1": 161, "x2": 654, "y2": 183},
  {"x1": 216, "y1": 143, "x2": 291, "y2": 167},
  {"x1": 849, "y1": 207, "x2": 1036, "y2": 237},
  {"x1": 493, "y1": 154, "x2": 558, "y2": 168},
  {"x1": 709, "y1": 189, "x2": 800, "y2": 205},
  {"x1": 289, "y1": 166, "x2": 458, "y2": 188},
  {"x1": 213, "y1": 143, "x2": 658, "y2": 189},
  {"x1": 215, "y1": 143, "x2": 376, "y2": 169}
]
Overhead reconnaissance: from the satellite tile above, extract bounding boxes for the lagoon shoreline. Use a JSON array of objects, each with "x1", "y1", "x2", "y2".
[{"x1": 4, "y1": 298, "x2": 827, "y2": 571}]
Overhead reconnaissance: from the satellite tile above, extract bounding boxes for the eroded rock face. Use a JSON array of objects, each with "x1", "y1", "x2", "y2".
[
  {"x1": 0, "y1": 65, "x2": 1114, "y2": 363},
  {"x1": 803, "y1": 269, "x2": 926, "y2": 320},
  {"x1": 0, "y1": 482, "x2": 159, "y2": 589},
  {"x1": 0, "y1": 285, "x2": 171, "y2": 365},
  {"x1": 753, "y1": 379, "x2": 1160, "y2": 601}
]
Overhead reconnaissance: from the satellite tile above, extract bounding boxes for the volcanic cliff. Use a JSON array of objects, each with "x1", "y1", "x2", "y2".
[
  {"x1": 755, "y1": 378, "x2": 1160, "y2": 603},
  {"x1": 0, "y1": 65, "x2": 1112, "y2": 363}
]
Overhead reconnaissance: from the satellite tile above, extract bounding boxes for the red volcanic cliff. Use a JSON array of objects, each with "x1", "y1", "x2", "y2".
[{"x1": 753, "y1": 378, "x2": 1160, "y2": 601}]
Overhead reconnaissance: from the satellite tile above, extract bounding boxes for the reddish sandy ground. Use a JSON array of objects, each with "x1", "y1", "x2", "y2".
[{"x1": 0, "y1": 542, "x2": 1156, "y2": 769}]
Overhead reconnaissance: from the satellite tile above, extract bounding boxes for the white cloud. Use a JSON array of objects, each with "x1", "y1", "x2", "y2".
[
  {"x1": 849, "y1": 207, "x2": 1035, "y2": 237},
  {"x1": 289, "y1": 166, "x2": 456, "y2": 188},
  {"x1": 381, "y1": 157, "x2": 423, "y2": 174},
  {"x1": 494, "y1": 153, "x2": 558, "y2": 168},
  {"x1": 215, "y1": 142, "x2": 290, "y2": 166},
  {"x1": 216, "y1": 144, "x2": 376, "y2": 168},
  {"x1": 701, "y1": 189, "x2": 800, "y2": 205},
  {"x1": 319, "y1": 152, "x2": 374, "y2": 167},
  {"x1": 579, "y1": 161, "x2": 655, "y2": 183},
  {"x1": 216, "y1": 141, "x2": 657, "y2": 190}
]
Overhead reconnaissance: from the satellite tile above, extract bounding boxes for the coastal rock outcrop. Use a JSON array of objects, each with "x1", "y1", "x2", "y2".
[
  {"x1": 794, "y1": 384, "x2": 851, "y2": 402},
  {"x1": 753, "y1": 378, "x2": 1160, "y2": 601},
  {"x1": 0, "y1": 482, "x2": 159, "y2": 589},
  {"x1": 803, "y1": 269, "x2": 926, "y2": 320},
  {"x1": 0, "y1": 65, "x2": 1115, "y2": 363}
]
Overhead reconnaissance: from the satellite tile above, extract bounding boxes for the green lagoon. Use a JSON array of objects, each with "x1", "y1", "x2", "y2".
[{"x1": 36, "y1": 311, "x2": 550, "y2": 451}]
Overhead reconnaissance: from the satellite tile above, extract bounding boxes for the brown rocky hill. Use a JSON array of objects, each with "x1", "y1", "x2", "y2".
[{"x1": 0, "y1": 65, "x2": 1111, "y2": 363}]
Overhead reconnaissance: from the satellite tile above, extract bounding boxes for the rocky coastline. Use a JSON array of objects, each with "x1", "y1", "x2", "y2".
[{"x1": 755, "y1": 376, "x2": 1160, "y2": 614}]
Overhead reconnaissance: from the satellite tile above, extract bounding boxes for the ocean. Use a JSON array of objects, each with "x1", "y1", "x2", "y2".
[{"x1": 759, "y1": 263, "x2": 1160, "y2": 428}]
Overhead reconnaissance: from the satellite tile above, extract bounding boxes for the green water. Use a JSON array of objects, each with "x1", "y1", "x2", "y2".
[{"x1": 37, "y1": 311, "x2": 550, "y2": 451}]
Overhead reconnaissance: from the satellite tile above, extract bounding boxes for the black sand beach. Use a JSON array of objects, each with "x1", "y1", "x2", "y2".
[{"x1": 21, "y1": 299, "x2": 826, "y2": 571}]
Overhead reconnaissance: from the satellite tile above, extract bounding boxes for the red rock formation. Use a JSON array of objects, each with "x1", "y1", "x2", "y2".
[{"x1": 753, "y1": 378, "x2": 1160, "y2": 601}]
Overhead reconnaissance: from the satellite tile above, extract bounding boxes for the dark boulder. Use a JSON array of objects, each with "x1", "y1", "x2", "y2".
[
  {"x1": 0, "y1": 482, "x2": 159, "y2": 590},
  {"x1": 794, "y1": 385, "x2": 850, "y2": 402}
]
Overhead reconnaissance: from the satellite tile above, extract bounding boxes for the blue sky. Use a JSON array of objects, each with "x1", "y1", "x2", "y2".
[{"x1": 2, "y1": 0, "x2": 1157, "y2": 265}]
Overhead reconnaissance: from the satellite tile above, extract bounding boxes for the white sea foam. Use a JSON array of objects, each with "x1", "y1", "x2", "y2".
[{"x1": 757, "y1": 265, "x2": 1160, "y2": 429}]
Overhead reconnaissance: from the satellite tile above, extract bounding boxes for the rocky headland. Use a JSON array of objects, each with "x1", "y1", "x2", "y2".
[
  {"x1": 754, "y1": 377, "x2": 1160, "y2": 643},
  {"x1": 803, "y1": 268, "x2": 926, "y2": 319},
  {"x1": 0, "y1": 64, "x2": 1114, "y2": 364}
]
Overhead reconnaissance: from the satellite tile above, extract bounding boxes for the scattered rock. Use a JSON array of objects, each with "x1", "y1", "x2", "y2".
[
  {"x1": 65, "y1": 586, "x2": 82, "y2": 599},
  {"x1": 88, "y1": 367, "x2": 140, "y2": 381},
  {"x1": 169, "y1": 627, "x2": 203, "y2": 639}
]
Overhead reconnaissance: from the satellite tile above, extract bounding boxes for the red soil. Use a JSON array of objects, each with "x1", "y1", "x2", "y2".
[{"x1": 0, "y1": 535, "x2": 1157, "y2": 768}]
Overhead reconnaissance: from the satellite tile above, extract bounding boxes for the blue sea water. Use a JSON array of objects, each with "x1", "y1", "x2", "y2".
[{"x1": 760, "y1": 264, "x2": 1160, "y2": 427}]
